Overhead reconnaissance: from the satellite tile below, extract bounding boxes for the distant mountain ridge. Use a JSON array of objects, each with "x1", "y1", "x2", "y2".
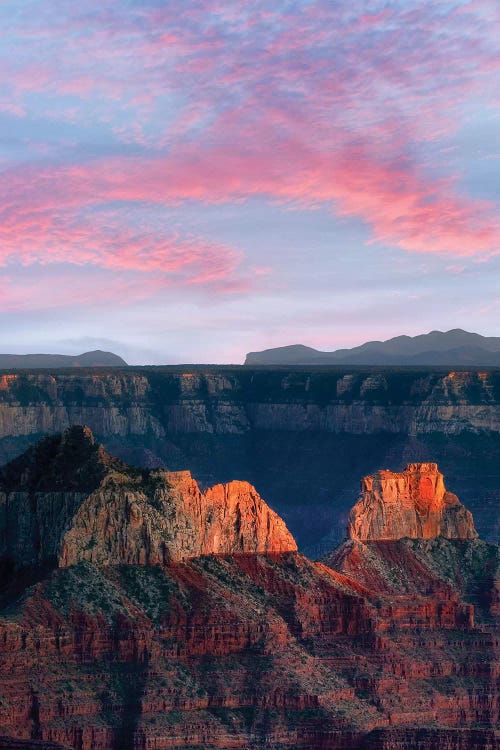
[
  {"x1": 245, "y1": 329, "x2": 500, "y2": 366},
  {"x1": 0, "y1": 350, "x2": 127, "y2": 369}
]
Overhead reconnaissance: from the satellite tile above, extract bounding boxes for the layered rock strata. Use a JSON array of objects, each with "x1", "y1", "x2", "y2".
[
  {"x1": 361, "y1": 728, "x2": 499, "y2": 749},
  {"x1": 0, "y1": 437, "x2": 497, "y2": 750},
  {"x1": 0, "y1": 368, "x2": 499, "y2": 547},
  {"x1": 348, "y1": 462, "x2": 477, "y2": 541},
  {"x1": 0, "y1": 740, "x2": 71, "y2": 750},
  {"x1": 1, "y1": 550, "x2": 497, "y2": 749},
  {"x1": 0, "y1": 369, "x2": 498, "y2": 439},
  {"x1": 0, "y1": 427, "x2": 296, "y2": 568}
]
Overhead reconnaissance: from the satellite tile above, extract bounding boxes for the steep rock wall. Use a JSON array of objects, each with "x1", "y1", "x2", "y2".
[
  {"x1": 0, "y1": 553, "x2": 497, "y2": 750},
  {"x1": 0, "y1": 370, "x2": 498, "y2": 439},
  {"x1": 348, "y1": 463, "x2": 477, "y2": 541},
  {"x1": 59, "y1": 474, "x2": 297, "y2": 567},
  {"x1": 0, "y1": 368, "x2": 499, "y2": 547},
  {"x1": 0, "y1": 428, "x2": 296, "y2": 568}
]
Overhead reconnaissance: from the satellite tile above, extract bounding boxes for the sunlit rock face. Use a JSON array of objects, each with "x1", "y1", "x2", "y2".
[
  {"x1": 348, "y1": 463, "x2": 478, "y2": 541},
  {"x1": 0, "y1": 368, "x2": 499, "y2": 547},
  {"x1": 0, "y1": 426, "x2": 297, "y2": 569},
  {"x1": 59, "y1": 473, "x2": 297, "y2": 568},
  {"x1": 0, "y1": 439, "x2": 498, "y2": 749}
]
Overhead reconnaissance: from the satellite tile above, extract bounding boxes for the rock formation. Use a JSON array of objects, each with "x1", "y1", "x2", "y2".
[
  {"x1": 0, "y1": 427, "x2": 296, "y2": 568},
  {"x1": 2, "y1": 546, "x2": 497, "y2": 750},
  {"x1": 348, "y1": 463, "x2": 477, "y2": 541},
  {"x1": 0, "y1": 436, "x2": 498, "y2": 749},
  {"x1": 59, "y1": 473, "x2": 297, "y2": 567},
  {"x1": 0, "y1": 740, "x2": 71, "y2": 750},
  {"x1": 0, "y1": 367, "x2": 499, "y2": 547},
  {"x1": 327, "y1": 463, "x2": 497, "y2": 619},
  {"x1": 360, "y1": 728, "x2": 499, "y2": 750}
]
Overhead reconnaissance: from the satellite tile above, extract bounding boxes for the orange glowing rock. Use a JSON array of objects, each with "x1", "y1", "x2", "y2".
[
  {"x1": 348, "y1": 463, "x2": 477, "y2": 541},
  {"x1": 0, "y1": 374, "x2": 18, "y2": 391}
]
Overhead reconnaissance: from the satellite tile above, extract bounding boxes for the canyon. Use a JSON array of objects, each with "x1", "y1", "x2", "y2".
[
  {"x1": 0, "y1": 367, "x2": 498, "y2": 549},
  {"x1": 0, "y1": 431, "x2": 498, "y2": 749}
]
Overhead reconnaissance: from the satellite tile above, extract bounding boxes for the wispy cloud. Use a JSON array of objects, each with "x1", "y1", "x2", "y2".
[{"x1": 0, "y1": 0, "x2": 498, "y2": 331}]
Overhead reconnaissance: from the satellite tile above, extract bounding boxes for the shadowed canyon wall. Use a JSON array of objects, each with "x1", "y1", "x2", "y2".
[{"x1": 0, "y1": 367, "x2": 498, "y2": 547}]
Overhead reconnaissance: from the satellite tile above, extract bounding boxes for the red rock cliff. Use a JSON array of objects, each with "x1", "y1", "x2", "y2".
[
  {"x1": 0, "y1": 438, "x2": 497, "y2": 750},
  {"x1": 348, "y1": 462, "x2": 477, "y2": 541},
  {"x1": 0, "y1": 426, "x2": 297, "y2": 568},
  {"x1": 59, "y1": 472, "x2": 297, "y2": 567}
]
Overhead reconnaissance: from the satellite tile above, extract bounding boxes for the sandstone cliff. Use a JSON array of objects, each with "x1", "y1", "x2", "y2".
[
  {"x1": 348, "y1": 462, "x2": 477, "y2": 541},
  {"x1": 0, "y1": 369, "x2": 498, "y2": 439},
  {"x1": 0, "y1": 368, "x2": 498, "y2": 548},
  {"x1": 0, "y1": 444, "x2": 498, "y2": 749},
  {"x1": 328, "y1": 463, "x2": 497, "y2": 618},
  {"x1": 0, "y1": 427, "x2": 296, "y2": 568},
  {"x1": 0, "y1": 546, "x2": 497, "y2": 749},
  {"x1": 59, "y1": 473, "x2": 296, "y2": 567}
]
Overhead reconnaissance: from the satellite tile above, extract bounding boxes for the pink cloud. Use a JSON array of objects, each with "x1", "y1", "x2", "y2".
[
  {"x1": 0, "y1": 205, "x2": 245, "y2": 282},
  {"x1": 2, "y1": 130, "x2": 498, "y2": 262},
  {"x1": 58, "y1": 77, "x2": 95, "y2": 97},
  {"x1": 0, "y1": 269, "x2": 168, "y2": 313},
  {"x1": 0, "y1": 100, "x2": 25, "y2": 117},
  {"x1": 3, "y1": 0, "x2": 498, "y2": 145},
  {"x1": 0, "y1": 0, "x2": 498, "y2": 286}
]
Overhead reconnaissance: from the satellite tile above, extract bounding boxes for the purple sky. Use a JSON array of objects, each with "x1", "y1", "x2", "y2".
[{"x1": 0, "y1": 0, "x2": 499, "y2": 363}]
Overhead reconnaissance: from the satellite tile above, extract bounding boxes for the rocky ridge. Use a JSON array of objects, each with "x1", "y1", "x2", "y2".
[
  {"x1": 244, "y1": 329, "x2": 500, "y2": 365},
  {"x1": 0, "y1": 350, "x2": 126, "y2": 369},
  {"x1": 0, "y1": 367, "x2": 498, "y2": 549},
  {"x1": 0, "y1": 434, "x2": 498, "y2": 749},
  {"x1": 0, "y1": 426, "x2": 296, "y2": 569}
]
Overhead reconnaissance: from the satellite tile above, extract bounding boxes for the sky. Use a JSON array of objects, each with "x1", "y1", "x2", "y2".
[{"x1": 0, "y1": 0, "x2": 499, "y2": 364}]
